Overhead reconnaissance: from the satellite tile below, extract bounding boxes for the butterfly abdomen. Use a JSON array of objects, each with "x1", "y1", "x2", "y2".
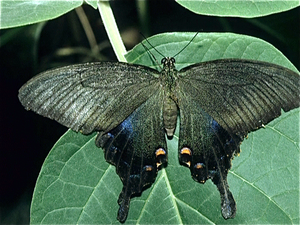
[{"x1": 163, "y1": 95, "x2": 178, "y2": 137}]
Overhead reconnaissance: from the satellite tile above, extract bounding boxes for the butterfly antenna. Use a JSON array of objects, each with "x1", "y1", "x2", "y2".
[
  {"x1": 140, "y1": 33, "x2": 165, "y2": 70},
  {"x1": 140, "y1": 32, "x2": 166, "y2": 58},
  {"x1": 172, "y1": 32, "x2": 199, "y2": 58}
]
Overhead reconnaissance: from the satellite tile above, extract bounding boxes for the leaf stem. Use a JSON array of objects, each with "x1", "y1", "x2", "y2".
[{"x1": 97, "y1": 1, "x2": 127, "y2": 62}]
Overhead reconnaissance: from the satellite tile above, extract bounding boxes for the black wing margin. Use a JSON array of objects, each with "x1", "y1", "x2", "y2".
[{"x1": 18, "y1": 62, "x2": 160, "y2": 134}]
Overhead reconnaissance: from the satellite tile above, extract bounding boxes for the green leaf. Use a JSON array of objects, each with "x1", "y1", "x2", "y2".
[
  {"x1": 85, "y1": 0, "x2": 98, "y2": 9},
  {"x1": 126, "y1": 32, "x2": 298, "y2": 72},
  {"x1": 176, "y1": 0, "x2": 300, "y2": 18},
  {"x1": 31, "y1": 32, "x2": 299, "y2": 224},
  {"x1": 0, "y1": 0, "x2": 83, "y2": 29}
]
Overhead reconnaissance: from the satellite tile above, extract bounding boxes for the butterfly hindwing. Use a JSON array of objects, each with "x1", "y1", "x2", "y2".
[
  {"x1": 95, "y1": 89, "x2": 168, "y2": 222},
  {"x1": 18, "y1": 62, "x2": 160, "y2": 134},
  {"x1": 177, "y1": 91, "x2": 243, "y2": 219}
]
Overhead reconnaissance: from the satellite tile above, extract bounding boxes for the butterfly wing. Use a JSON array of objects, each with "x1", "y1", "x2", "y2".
[
  {"x1": 18, "y1": 62, "x2": 160, "y2": 134},
  {"x1": 177, "y1": 96, "x2": 242, "y2": 219},
  {"x1": 178, "y1": 59, "x2": 300, "y2": 137},
  {"x1": 19, "y1": 62, "x2": 167, "y2": 222},
  {"x1": 95, "y1": 89, "x2": 167, "y2": 222},
  {"x1": 176, "y1": 59, "x2": 300, "y2": 219}
]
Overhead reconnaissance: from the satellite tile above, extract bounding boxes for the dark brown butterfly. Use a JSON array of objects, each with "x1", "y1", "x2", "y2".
[{"x1": 18, "y1": 34, "x2": 300, "y2": 223}]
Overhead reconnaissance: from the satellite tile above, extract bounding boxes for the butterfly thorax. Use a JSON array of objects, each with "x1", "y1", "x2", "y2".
[
  {"x1": 160, "y1": 57, "x2": 178, "y2": 91},
  {"x1": 161, "y1": 57, "x2": 178, "y2": 137}
]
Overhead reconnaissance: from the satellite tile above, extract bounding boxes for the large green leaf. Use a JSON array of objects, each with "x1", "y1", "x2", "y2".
[
  {"x1": 30, "y1": 32, "x2": 299, "y2": 224},
  {"x1": 176, "y1": 0, "x2": 300, "y2": 18},
  {"x1": 0, "y1": 0, "x2": 98, "y2": 29},
  {"x1": 126, "y1": 32, "x2": 298, "y2": 72}
]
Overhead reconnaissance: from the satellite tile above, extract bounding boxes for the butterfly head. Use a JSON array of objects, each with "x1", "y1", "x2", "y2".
[{"x1": 161, "y1": 57, "x2": 176, "y2": 69}]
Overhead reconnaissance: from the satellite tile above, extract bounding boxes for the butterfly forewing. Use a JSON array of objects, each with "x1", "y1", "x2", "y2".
[
  {"x1": 18, "y1": 62, "x2": 161, "y2": 134},
  {"x1": 177, "y1": 59, "x2": 300, "y2": 136}
]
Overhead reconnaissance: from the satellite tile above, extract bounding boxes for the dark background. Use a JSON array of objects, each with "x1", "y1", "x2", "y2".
[{"x1": 0, "y1": 1, "x2": 299, "y2": 223}]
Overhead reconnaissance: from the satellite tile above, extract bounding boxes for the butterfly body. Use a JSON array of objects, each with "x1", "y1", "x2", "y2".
[
  {"x1": 19, "y1": 56, "x2": 299, "y2": 222},
  {"x1": 157, "y1": 57, "x2": 179, "y2": 137}
]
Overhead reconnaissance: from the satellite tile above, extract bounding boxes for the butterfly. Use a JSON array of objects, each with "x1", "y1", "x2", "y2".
[{"x1": 18, "y1": 33, "x2": 300, "y2": 223}]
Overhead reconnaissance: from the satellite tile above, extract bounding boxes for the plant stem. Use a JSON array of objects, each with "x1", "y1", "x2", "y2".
[{"x1": 98, "y1": 1, "x2": 127, "y2": 62}]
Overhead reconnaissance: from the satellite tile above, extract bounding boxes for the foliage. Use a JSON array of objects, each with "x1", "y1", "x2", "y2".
[{"x1": 1, "y1": 1, "x2": 299, "y2": 224}]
